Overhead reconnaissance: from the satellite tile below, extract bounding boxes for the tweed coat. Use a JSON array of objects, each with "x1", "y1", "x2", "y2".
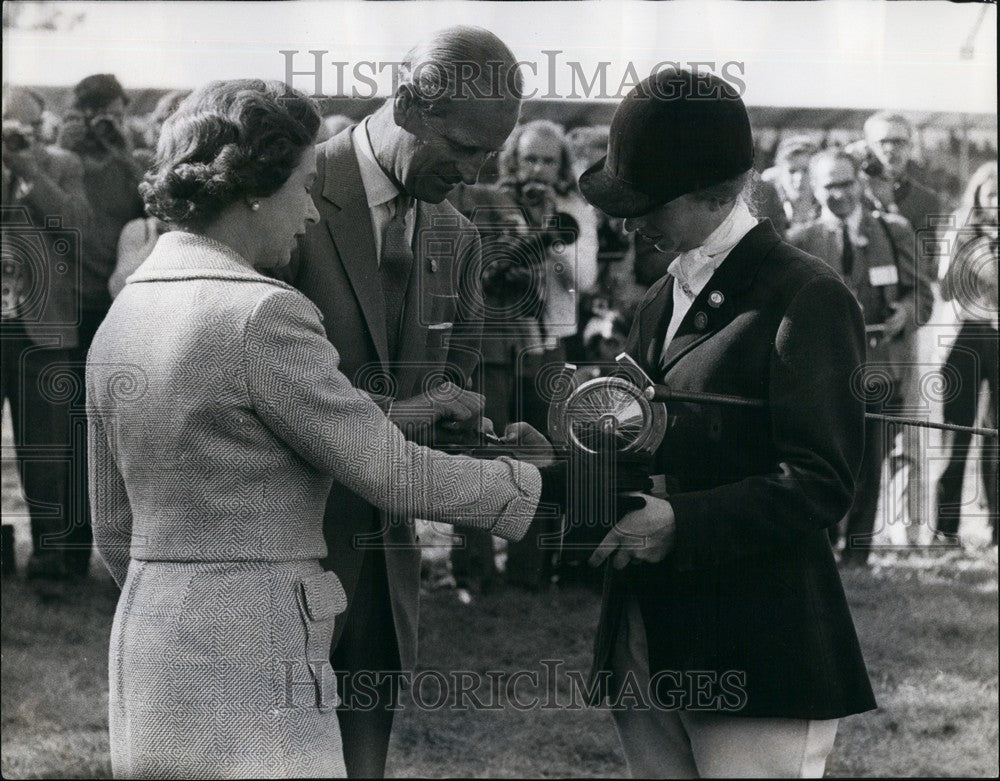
[
  {"x1": 284, "y1": 128, "x2": 488, "y2": 673},
  {"x1": 87, "y1": 231, "x2": 540, "y2": 778},
  {"x1": 590, "y1": 221, "x2": 878, "y2": 719}
]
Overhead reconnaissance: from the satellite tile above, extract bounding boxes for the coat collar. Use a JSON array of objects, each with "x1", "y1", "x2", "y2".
[
  {"x1": 315, "y1": 128, "x2": 391, "y2": 365},
  {"x1": 639, "y1": 220, "x2": 782, "y2": 376},
  {"x1": 126, "y1": 230, "x2": 300, "y2": 293}
]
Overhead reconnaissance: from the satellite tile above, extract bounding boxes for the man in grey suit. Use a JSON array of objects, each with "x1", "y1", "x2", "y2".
[
  {"x1": 286, "y1": 26, "x2": 523, "y2": 777},
  {"x1": 788, "y1": 148, "x2": 933, "y2": 565}
]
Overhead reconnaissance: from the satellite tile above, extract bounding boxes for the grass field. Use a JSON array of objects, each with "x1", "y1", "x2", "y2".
[
  {"x1": 2, "y1": 542, "x2": 997, "y2": 778},
  {"x1": 2, "y1": 405, "x2": 998, "y2": 778}
]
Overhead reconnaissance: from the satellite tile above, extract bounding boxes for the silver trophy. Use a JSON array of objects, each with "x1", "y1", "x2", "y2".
[{"x1": 547, "y1": 354, "x2": 667, "y2": 456}]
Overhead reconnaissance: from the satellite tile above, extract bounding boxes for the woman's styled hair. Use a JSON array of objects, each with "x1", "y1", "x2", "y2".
[
  {"x1": 689, "y1": 169, "x2": 760, "y2": 217},
  {"x1": 140, "y1": 80, "x2": 320, "y2": 229}
]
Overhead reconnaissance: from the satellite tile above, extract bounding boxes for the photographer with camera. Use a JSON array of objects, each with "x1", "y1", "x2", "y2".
[
  {"x1": 490, "y1": 120, "x2": 599, "y2": 589},
  {"x1": 498, "y1": 120, "x2": 599, "y2": 377},
  {"x1": 788, "y1": 148, "x2": 933, "y2": 565},
  {"x1": 44, "y1": 74, "x2": 145, "y2": 581},
  {"x1": 2, "y1": 87, "x2": 92, "y2": 580},
  {"x1": 853, "y1": 112, "x2": 944, "y2": 280},
  {"x1": 58, "y1": 74, "x2": 145, "y2": 342}
]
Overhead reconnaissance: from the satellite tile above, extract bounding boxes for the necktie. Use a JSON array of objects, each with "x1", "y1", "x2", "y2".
[
  {"x1": 380, "y1": 194, "x2": 414, "y2": 359},
  {"x1": 840, "y1": 222, "x2": 855, "y2": 277}
]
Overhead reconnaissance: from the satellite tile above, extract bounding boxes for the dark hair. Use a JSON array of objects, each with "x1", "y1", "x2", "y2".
[
  {"x1": 140, "y1": 80, "x2": 320, "y2": 229},
  {"x1": 73, "y1": 74, "x2": 128, "y2": 113},
  {"x1": 689, "y1": 169, "x2": 756, "y2": 207}
]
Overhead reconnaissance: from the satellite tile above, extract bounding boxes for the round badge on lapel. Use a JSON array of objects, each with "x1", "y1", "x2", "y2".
[
  {"x1": 708, "y1": 290, "x2": 724, "y2": 308},
  {"x1": 694, "y1": 311, "x2": 709, "y2": 330}
]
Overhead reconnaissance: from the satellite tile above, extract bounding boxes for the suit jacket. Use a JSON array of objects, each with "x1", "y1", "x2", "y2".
[
  {"x1": 1, "y1": 145, "x2": 91, "y2": 349},
  {"x1": 865, "y1": 174, "x2": 943, "y2": 280},
  {"x1": 788, "y1": 209, "x2": 932, "y2": 389},
  {"x1": 591, "y1": 221, "x2": 877, "y2": 719},
  {"x1": 285, "y1": 129, "x2": 486, "y2": 671}
]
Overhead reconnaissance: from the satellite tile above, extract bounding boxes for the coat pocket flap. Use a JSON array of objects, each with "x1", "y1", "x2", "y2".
[{"x1": 300, "y1": 571, "x2": 347, "y2": 622}]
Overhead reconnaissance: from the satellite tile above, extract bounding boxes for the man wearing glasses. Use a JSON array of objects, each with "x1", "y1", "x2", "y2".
[{"x1": 285, "y1": 26, "x2": 523, "y2": 778}]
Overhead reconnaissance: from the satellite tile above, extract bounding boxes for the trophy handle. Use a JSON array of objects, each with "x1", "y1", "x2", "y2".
[{"x1": 547, "y1": 355, "x2": 667, "y2": 455}]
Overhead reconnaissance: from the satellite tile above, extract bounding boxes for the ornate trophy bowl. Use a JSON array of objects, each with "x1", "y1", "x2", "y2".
[{"x1": 547, "y1": 354, "x2": 667, "y2": 456}]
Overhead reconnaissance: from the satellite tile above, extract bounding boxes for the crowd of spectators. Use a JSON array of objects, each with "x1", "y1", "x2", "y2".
[{"x1": 2, "y1": 74, "x2": 996, "y2": 591}]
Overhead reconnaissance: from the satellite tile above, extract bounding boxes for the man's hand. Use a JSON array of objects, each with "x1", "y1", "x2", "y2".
[
  {"x1": 389, "y1": 382, "x2": 485, "y2": 428},
  {"x1": 89, "y1": 113, "x2": 130, "y2": 153},
  {"x1": 882, "y1": 303, "x2": 909, "y2": 340},
  {"x1": 56, "y1": 112, "x2": 88, "y2": 152},
  {"x1": 1, "y1": 148, "x2": 40, "y2": 180},
  {"x1": 497, "y1": 421, "x2": 554, "y2": 467},
  {"x1": 1, "y1": 123, "x2": 41, "y2": 179},
  {"x1": 589, "y1": 494, "x2": 676, "y2": 569}
]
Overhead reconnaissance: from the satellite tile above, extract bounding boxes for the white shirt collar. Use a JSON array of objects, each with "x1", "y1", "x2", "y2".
[
  {"x1": 667, "y1": 197, "x2": 758, "y2": 299},
  {"x1": 700, "y1": 196, "x2": 758, "y2": 259},
  {"x1": 352, "y1": 119, "x2": 399, "y2": 209},
  {"x1": 821, "y1": 204, "x2": 865, "y2": 244}
]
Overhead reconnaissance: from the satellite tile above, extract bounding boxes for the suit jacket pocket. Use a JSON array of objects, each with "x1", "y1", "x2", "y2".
[
  {"x1": 296, "y1": 571, "x2": 347, "y2": 712},
  {"x1": 426, "y1": 292, "x2": 459, "y2": 326},
  {"x1": 426, "y1": 320, "x2": 454, "y2": 361}
]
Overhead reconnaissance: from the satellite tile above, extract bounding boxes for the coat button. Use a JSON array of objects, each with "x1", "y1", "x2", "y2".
[
  {"x1": 694, "y1": 311, "x2": 708, "y2": 330},
  {"x1": 708, "y1": 290, "x2": 724, "y2": 308}
]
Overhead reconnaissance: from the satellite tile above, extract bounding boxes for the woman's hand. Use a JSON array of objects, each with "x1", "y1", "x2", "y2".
[{"x1": 498, "y1": 421, "x2": 555, "y2": 467}]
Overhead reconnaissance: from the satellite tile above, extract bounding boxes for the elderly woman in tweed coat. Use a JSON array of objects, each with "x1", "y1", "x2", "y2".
[{"x1": 87, "y1": 80, "x2": 553, "y2": 779}]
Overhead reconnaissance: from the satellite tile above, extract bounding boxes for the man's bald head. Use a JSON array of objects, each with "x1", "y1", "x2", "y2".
[
  {"x1": 372, "y1": 26, "x2": 523, "y2": 203},
  {"x1": 399, "y1": 25, "x2": 523, "y2": 106}
]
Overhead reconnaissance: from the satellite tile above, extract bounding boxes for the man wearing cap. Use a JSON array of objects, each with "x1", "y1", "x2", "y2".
[{"x1": 580, "y1": 68, "x2": 876, "y2": 777}]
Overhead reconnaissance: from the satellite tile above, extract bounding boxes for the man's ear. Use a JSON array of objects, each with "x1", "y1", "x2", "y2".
[{"x1": 393, "y1": 84, "x2": 422, "y2": 131}]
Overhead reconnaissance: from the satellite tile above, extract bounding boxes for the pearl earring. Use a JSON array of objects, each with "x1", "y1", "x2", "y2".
[{"x1": 251, "y1": 202, "x2": 260, "y2": 211}]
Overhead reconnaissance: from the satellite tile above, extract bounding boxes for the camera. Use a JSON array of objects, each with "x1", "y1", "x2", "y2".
[
  {"x1": 515, "y1": 181, "x2": 552, "y2": 208},
  {"x1": 417, "y1": 207, "x2": 580, "y2": 334},
  {"x1": 2, "y1": 124, "x2": 33, "y2": 154},
  {"x1": 844, "y1": 139, "x2": 885, "y2": 179},
  {"x1": 58, "y1": 109, "x2": 128, "y2": 155},
  {"x1": 1, "y1": 207, "x2": 81, "y2": 327}
]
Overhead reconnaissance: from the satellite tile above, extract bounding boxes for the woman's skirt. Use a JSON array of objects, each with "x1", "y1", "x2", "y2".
[{"x1": 108, "y1": 559, "x2": 347, "y2": 779}]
